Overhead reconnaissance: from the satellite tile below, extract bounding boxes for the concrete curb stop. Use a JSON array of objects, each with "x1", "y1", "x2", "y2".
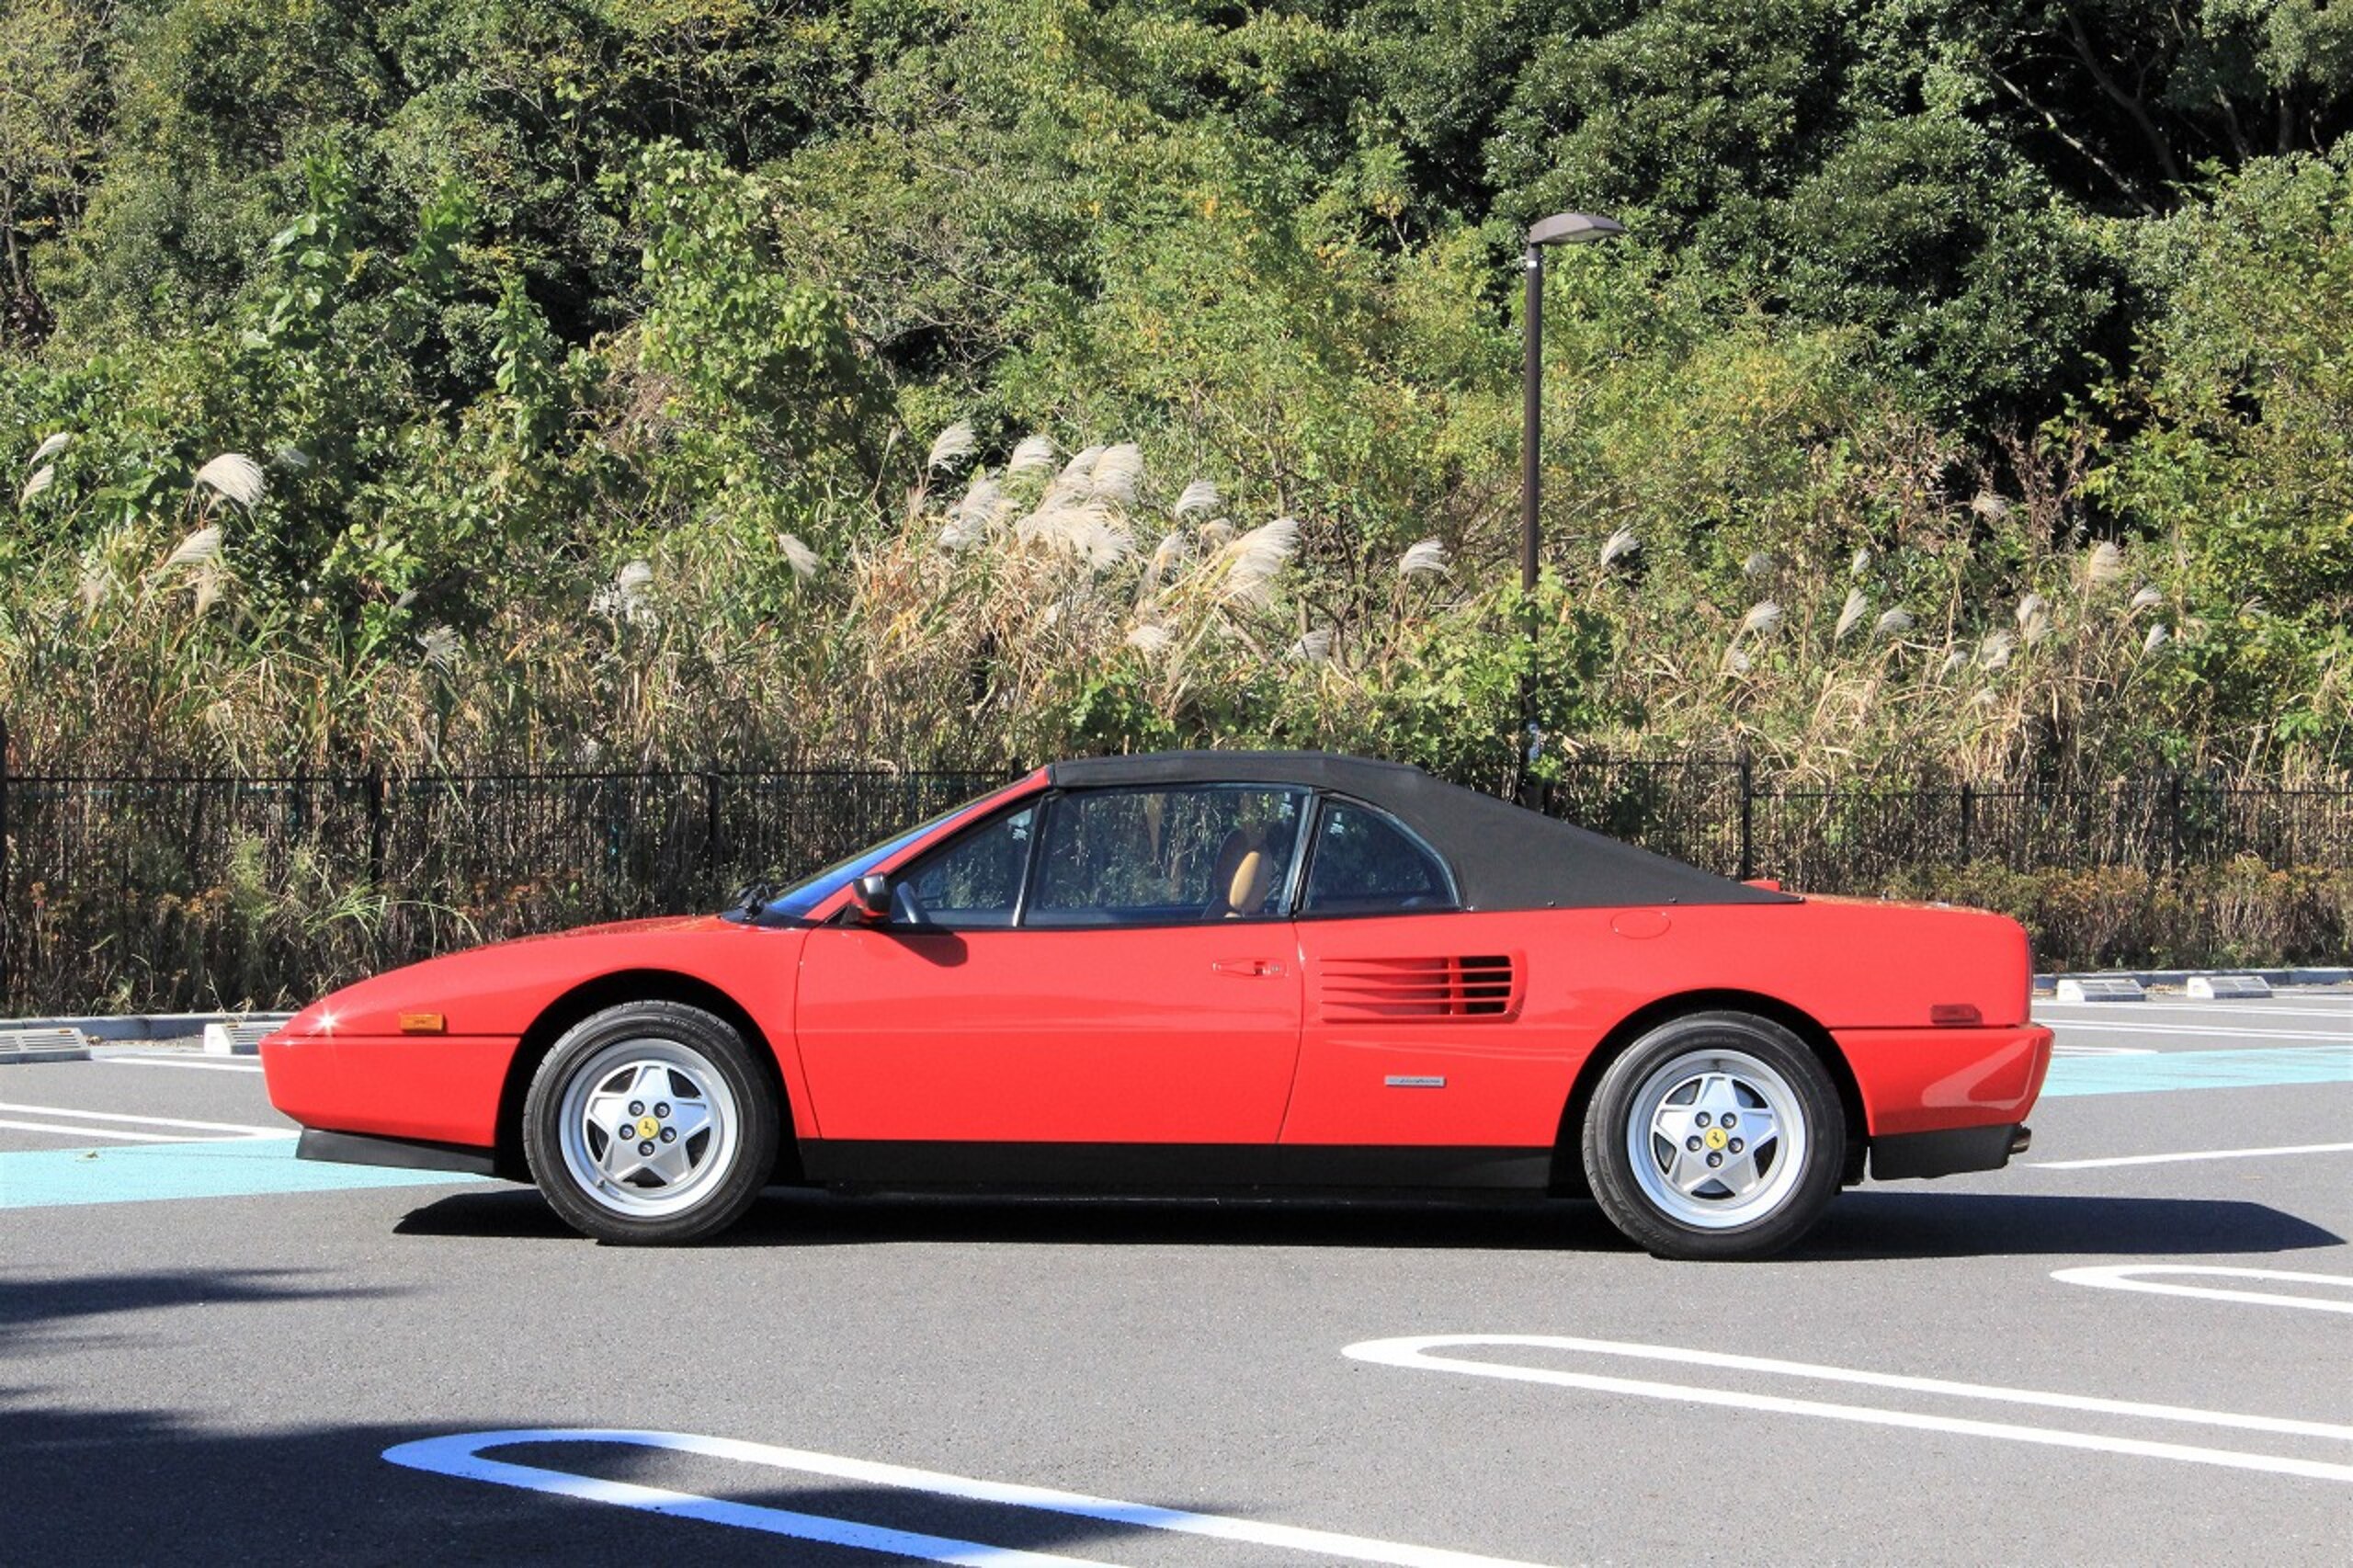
[
  {"x1": 0, "y1": 1026, "x2": 92, "y2": 1065},
  {"x1": 2186, "y1": 974, "x2": 2272, "y2": 1000},
  {"x1": 2035, "y1": 967, "x2": 2349, "y2": 994},
  {"x1": 1, "y1": 1011, "x2": 293, "y2": 1043}
]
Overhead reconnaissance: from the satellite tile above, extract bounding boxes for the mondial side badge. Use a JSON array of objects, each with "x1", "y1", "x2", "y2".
[{"x1": 1383, "y1": 1075, "x2": 1447, "y2": 1088}]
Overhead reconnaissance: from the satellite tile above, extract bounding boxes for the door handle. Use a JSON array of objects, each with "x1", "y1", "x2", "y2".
[{"x1": 1212, "y1": 958, "x2": 1285, "y2": 977}]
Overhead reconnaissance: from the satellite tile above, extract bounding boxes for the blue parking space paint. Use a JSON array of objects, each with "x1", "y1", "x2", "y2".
[
  {"x1": 0, "y1": 1134, "x2": 486, "y2": 1210},
  {"x1": 2039, "y1": 1045, "x2": 2352, "y2": 1097}
]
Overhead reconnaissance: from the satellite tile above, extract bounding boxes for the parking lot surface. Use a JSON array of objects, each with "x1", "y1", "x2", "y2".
[{"x1": 5, "y1": 994, "x2": 2349, "y2": 1565}]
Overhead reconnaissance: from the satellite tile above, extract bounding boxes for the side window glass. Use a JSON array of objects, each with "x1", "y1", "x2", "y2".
[
  {"x1": 1302, "y1": 801, "x2": 1455, "y2": 915},
  {"x1": 894, "y1": 806, "x2": 1034, "y2": 928},
  {"x1": 1028, "y1": 787, "x2": 1306, "y2": 926}
]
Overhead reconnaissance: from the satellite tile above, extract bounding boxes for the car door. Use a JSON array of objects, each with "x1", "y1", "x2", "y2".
[
  {"x1": 792, "y1": 784, "x2": 1308, "y2": 1183},
  {"x1": 1279, "y1": 795, "x2": 1566, "y2": 1187}
]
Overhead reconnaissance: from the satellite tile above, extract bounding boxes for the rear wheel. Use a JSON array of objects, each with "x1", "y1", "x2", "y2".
[
  {"x1": 523, "y1": 1001, "x2": 778, "y2": 1244},
  {"x1": 1582, "y1": 1011, "x2": 1844, "y2": 1261}
]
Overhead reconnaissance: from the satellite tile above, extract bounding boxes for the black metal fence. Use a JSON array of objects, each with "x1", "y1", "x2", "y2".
[{"x1": 2, "y1": 747, "x2": 2348, "y2": 1013}]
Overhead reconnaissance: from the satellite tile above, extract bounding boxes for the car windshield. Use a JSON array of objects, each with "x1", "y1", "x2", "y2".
[{"x1": 739, "y1": 787, "x2": 1010, "y2": 921}]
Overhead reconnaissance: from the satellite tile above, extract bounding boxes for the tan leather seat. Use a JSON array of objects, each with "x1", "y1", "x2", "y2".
[{"x1": 1205, "y1": 827, "x2": 1274, "y2": 919}]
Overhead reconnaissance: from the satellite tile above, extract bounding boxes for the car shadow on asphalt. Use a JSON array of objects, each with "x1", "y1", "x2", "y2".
[
  {"x1": 0, "y1": 1266, "x2": 405, "y2": 1347},
  {"x1": 393, "y1": 1186, "x2": 1637, "y2": 1250},
  {"x1": 390, "y1": 1186, "x2": 2341, "y2": 1258},
  {"x1": 3, "y1": 1403, "x2": 1209, "y2": 1567},
  {"x1": 1786, "y1": 1190, "x2": 2341, "y2": 1260}
]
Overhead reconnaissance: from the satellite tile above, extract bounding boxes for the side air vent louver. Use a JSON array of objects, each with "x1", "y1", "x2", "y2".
[{"x1": 1316, "y1": 954, "x2": 1521, "y2": 1022}]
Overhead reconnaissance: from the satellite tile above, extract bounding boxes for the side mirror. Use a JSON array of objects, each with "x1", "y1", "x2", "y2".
[{"x1": 851, "y1": 873, "x2": 893, "y2": 920}]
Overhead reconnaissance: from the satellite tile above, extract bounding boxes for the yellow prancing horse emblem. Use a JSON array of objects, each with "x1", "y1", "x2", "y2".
[
  {"x1": 638, "y1": 1115, "x2": 660, "y2": 1140},
  {"x1": 1703, "y1": 1127, "x2": 1728, "y2": 1151}
]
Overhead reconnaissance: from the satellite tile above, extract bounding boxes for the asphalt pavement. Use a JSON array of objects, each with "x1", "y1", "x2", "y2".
[{"x1": 4, "y1": 994, "x2": 2349, "y2": 1566}]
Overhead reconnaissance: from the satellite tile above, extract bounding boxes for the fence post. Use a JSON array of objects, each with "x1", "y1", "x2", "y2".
[
  {"x1": 2168, "y1": 771, "x2": 2186, "y2": 870},
  {"x1": 365, "y1": 764, "x2": 387, "y2": 888},
  {"x1": 0, "y1": 716, "x2": 10, "y2": 1008},
  {"x1": 1959, "y1": 781, "x2": 1974, "y2": 863},
  {"x1": 704, "y1": 767, "x2": 723, "y2": 895},
  {"x1": 1737, "y1": 749, "x2": 1755, "y2": 882}
]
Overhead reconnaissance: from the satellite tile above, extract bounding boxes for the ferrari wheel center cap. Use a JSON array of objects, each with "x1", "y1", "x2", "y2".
[
  {"x1": 638, "y1": 1115, "x2": 661, "y2": 1140},
  {"x1": 1703, "y1": 1127, "x2": 1728, "y2": 1152}
]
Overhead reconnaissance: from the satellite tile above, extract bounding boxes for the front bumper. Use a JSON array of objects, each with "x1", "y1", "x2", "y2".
[
  {"x1": 297, "y1": 1128, "x2": 500, "y2": 1176},
  {"x1": 261, "y1": 1031, "x2": 520, "y2": 1147}
]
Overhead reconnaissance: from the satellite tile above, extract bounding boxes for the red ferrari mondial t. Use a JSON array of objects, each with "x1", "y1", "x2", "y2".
[{"x1": 262, "y1": 751, "x2": 2052, "y2": 1259}]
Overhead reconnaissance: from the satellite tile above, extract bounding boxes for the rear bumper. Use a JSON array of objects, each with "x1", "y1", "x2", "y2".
[
  {"x1": 1870, "y1": 1121, "x2": 2030, "y2": 1181},
  {"x1": 1834, "y1": 1023, "x2": 2054, "y2": 1139}
]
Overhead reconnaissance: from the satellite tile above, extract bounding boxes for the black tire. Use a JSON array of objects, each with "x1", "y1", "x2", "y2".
[
  {"x1": 1581, "y1": 1011, "x2": 1845, "y2": 1261},
  {"x1": 522, "y1": 1000, "x2": 779, "y2": 1244}
]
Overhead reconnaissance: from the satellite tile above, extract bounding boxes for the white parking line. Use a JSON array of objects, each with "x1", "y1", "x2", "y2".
[
  {"x1": 0, "y1": 1101, "x2": 285, "y2": 1137},
  {"x1": 2052, "y1": 1045, "x2": 2157, "y2": 1057},
  {"x1": 2039, "y1": 1020, "x2": 2353, "y2": 1043},
  {"x1": 384, "y1": 1428, "x2": 1555, "y2": 1568},
  {"x1": 99, "y1": 1055, "x2": 264, "y2": 1074},
  {"x1": 2039, "y1": 1002, "x2": 2352, "y2": 1021},
  {"x1": 1345, "y1": 1335, "x2": 2353, "y2": 1484},
  {"x1": 0, "y1": 1117, "x2": 191, "y2": 1143},
  {"x1": 2032, "y1": 1141, "x2": 2353, "y2": 1170},
  {"x1": 2052, "y1": 1267, "x2": 2353, "y2": 1316}
]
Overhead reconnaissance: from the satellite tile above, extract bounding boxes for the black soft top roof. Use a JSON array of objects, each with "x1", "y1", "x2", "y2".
[{"x1": 1045, "y1": 751, "x2": 1794, "y2": 910}]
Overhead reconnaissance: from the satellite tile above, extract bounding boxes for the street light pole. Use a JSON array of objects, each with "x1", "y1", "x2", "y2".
[
  {"x1": 1517, "y1": 210, "x2": 1624, "y2": 801},
  {"x1": 1520, "y1": 210, "x2": 1625, "y2": 592}
]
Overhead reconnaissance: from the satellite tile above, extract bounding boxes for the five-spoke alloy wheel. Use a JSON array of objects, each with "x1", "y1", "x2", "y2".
[
  {"x1": 523, "y1": 1001, "x2": 778, "y2": 1244},
  {"x1": 1582, "y1": 1011, "x2": 1845, "y2": 1261}
]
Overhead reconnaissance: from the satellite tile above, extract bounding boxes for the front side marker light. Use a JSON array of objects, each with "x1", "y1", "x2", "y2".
[
  {"x1": 1929, "y1": 1003, "x2": 1983, "y2": 1027},
  {"x1": 399, "y1": 1012, "x2": 449, "y2": 1034}
]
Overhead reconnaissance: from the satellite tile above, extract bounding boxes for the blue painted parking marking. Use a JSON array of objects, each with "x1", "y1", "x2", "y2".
[
  {"x1": 0, "y1": 1134, "x2": 486, "y2": 1209},
  {"x1": 2040, "y1": 1046, "x2": 2352, "y2": 1098}
]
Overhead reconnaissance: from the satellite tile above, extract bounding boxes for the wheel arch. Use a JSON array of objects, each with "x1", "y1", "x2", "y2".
[
  {"x1": 494, "y1": 970, "x2": 800, "y2": 1183},
  {"x1": 1550, "y1": 988, "x2": 1867, "y2": 1196}
]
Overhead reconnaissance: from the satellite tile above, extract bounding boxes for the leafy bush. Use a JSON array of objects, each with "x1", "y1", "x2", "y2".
[{"x1": 1881, "y1": 858, "x2": 2353, "y2": 971}]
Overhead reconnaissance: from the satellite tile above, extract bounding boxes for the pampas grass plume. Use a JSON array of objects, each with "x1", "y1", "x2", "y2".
[
  {"x1": 166, "y1": 525, "x2": 222, "y2": 570},
  {"x1": 1834, "y1": 588, "x2": 1867, "y2": 642},
  {"x1": 1173, "y1": 479, "x2": 1220, "y2": 519},
  {"x1": 195, "y1": 453, "x2": 266, "y2": 508},
  {"x1": 1090, "y1": 443, "x2": 1143, "y2": 505},
  {"x1": 926, "y1": 422, "x2": 977, "y2": 473},
  {"x1": 779, "y1": 533, "x2": 820, "y2": 579},
  {"x1": 1398, "y1": 539, "x2": 1449, "y2": 578}
]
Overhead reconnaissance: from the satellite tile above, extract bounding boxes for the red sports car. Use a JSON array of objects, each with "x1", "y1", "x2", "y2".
[{"x1": 261, "y1": 751, "x2": 2052, "y2": 1260}]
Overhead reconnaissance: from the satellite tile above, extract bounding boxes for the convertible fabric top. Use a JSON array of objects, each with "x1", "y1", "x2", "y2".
[{"x1": 1045, "y1": 751, "x2": 1796, "y2": 911}]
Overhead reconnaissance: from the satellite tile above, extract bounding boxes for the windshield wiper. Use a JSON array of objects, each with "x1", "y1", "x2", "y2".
[{"x1": 728, "y1": 879, "x2": 779, "y2": 920}]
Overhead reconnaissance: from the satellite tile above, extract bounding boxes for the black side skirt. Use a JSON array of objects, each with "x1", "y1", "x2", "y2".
[
  {"x1": 1870, "y1": 1123, "x2": 2029, "y2": 1181},
  {"x1": 799, "y1": 1141, "x2": 1554, "y2": 1193},
  {"x1": 296, "y1": 1128, "x2": 500, "y2": 1177}
]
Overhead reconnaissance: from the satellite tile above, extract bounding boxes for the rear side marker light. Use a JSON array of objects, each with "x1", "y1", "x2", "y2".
[
  {"x1": 399, "y1": 1013, "x2": 448, "y2": 1034},
  {"x1": 1929, "y1": 1003, "x2": 1982, "y2": 1027}
]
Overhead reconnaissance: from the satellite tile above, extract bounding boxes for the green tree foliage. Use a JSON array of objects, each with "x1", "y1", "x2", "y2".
[{"x1": 0, "y1": 0, "x2": 2345, "y2": 778}]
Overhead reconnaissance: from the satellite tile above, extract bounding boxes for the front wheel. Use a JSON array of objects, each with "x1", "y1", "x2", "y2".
[
  {"x1": 523, "y1": 1001, "x2": 779, "y2": 1244},
  {"x1": 1581, "y1": 1011, "x2": 1845, "y2": 1261}
]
